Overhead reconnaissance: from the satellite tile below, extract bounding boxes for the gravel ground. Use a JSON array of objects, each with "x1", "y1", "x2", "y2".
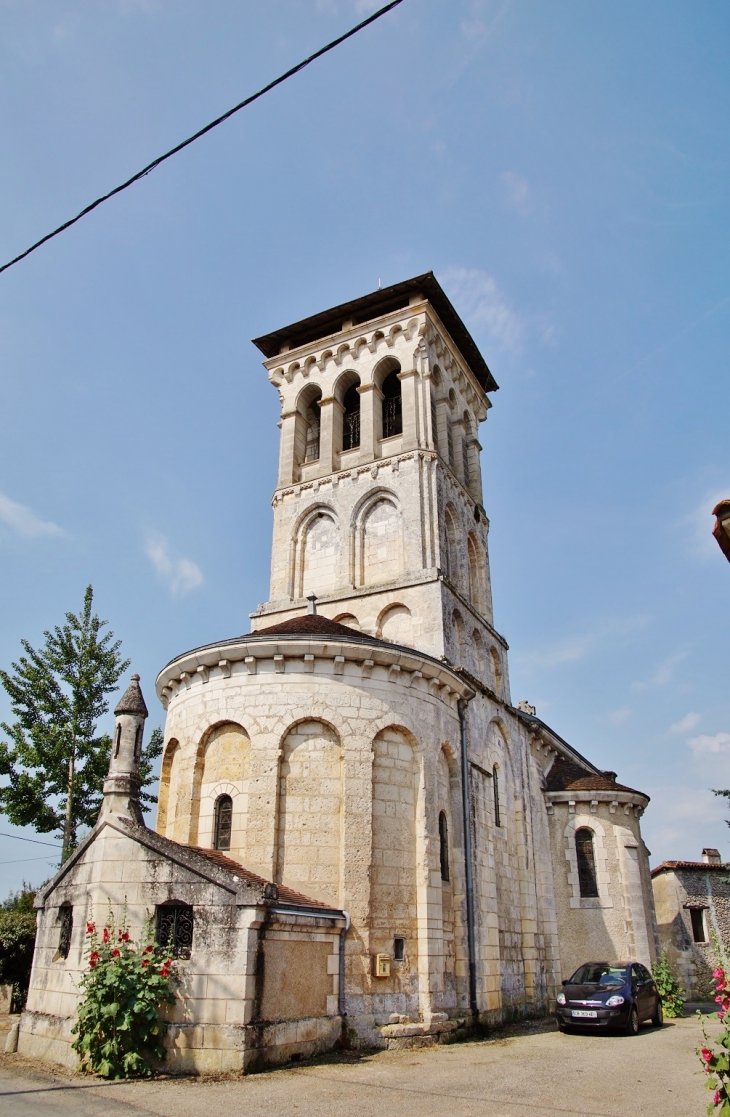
[{"x1": 0, "y1": 1015, "x2": 720, "y2": 1117}]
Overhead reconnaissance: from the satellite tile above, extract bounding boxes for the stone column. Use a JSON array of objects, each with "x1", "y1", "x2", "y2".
[
  {"x1": 317, "y1": 396, "x2": 341, "y2": 475},
  {"x1": 357, "y1": 383, "x2": 383, "y2": 464},
  {"x1": 398, "y1": 369, "x2": 420, "y2": 452},
  {"x1": 277, "y1": 410, "x2": 299, "y2": 487}
]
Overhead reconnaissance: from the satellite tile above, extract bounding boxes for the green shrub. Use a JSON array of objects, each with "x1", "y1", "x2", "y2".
[
  {"x1": 0, "y1": 909, "x2": 37, "y2": 1011},
  {"x1": 72, "y1": 915, "x2": 176, "y2": 1078},
  {"x1": 653, "y1": 948, "x2": 685, "y2": 1018}
]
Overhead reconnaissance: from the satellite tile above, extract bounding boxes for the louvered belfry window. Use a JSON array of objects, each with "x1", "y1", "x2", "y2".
[
  {"x1": 156, "y1": 903, "x2": 194, "y2": 959},
  {"x1": 575, "y1": 828, "x2": 599, "y2": 898}
]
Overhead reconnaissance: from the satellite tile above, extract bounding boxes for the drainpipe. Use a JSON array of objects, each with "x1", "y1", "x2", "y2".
[
  {"x1": 338, "y1": 911, "x2": 351, "y2": 1018},
  {"x1": 458, "y1": 697, "x2": 478, "y2": 1020}
]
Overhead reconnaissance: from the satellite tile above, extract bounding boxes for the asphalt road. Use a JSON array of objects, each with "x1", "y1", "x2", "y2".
[{"x1": 0, "y1": 1015, "x2": 718, "y2": 1117}]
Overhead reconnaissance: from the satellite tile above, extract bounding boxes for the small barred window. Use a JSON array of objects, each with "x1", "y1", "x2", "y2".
[{"x1": 156, "y1": 903, "x2": 194, "y2": 959}]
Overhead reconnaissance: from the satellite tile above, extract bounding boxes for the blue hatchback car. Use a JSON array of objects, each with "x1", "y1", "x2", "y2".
[{"x1": 556, "y1": 961, "x2": 663, "y2": 1035}]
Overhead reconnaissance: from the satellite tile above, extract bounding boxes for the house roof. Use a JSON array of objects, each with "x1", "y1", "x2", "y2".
[
  {"x1": 186, "y1": 845, "x2": 338, "y2": 909},
  {"x1": 651, "y1": 860, "x2": 730, "y2": 877},
  {"x1": 543, "y1": 754, "x2": 648, "y2": 800},
  {"x1": 252, "y1": 271, "x2": 499, "y2": 395}
]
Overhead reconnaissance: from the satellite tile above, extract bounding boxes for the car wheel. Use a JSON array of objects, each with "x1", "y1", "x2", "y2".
[
  {"x1": 651, "y1": 999, "x2": 664, "y2": 1028},
  {"x1": 625, "y1": 1006, "x2": 639, "y2": 1036}
]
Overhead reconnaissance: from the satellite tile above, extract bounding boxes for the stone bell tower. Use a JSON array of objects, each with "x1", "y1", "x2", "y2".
[{"x1": 250, "y1": 273, "x2": 510, "y2": 698}]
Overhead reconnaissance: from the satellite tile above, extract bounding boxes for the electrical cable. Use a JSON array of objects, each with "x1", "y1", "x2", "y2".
[
  {"x1": 0, "y1": 0, "x2": 405, "y2": 276},
  {"x1": 0, "y1": 831, "x2": 62, "y2": 848}
]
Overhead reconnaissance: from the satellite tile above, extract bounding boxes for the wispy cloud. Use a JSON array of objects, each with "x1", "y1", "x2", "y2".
[
  {"x1": 607, "y1": 706, "x2": 632, "y2": 725},
  {"x1": 500, "y1": 171, "x2": 530, "y2": 216},
  {"x1": 688, "y1": 732, "x2": 730, "y2": 757},
  {"x1": 670, "y1": 712, "x2": 701, "y2": 735},
  {"x1": 518, "y1": 615, "x2": 649, "y2": 671},
  {"x1": 440, "y1": 267, "x2": 526, "y2": 353},
  {"x1": 631, "y1": 652, "x2": 687, "y2": 692},
  {"x1": 0, "y1": 492, "x2": 64, "y2": 539},
  {"x1": 145, "y1": 534, "x2": 203, "y2": 597},
  {"x1": 642, "y1": 785, "x2": 727, "y2": 861}
]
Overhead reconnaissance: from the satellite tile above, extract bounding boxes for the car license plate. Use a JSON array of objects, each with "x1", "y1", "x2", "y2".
[{"x1": 572, "y1": 1010, "x2": 597, "y2": 1018}]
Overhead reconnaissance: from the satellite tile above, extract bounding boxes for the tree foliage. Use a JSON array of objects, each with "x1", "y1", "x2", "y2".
[
  {"x1": 0, "y1": 587, "x2": 162, "y2": 859},
  {"x1": 653, "y1": 947, "x2": 685, "y2": 1018},
  {"x1": 0, "y1": 904, "x2": 37, "y2": 1010}
]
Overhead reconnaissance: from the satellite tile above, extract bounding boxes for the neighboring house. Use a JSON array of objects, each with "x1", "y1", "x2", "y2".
[
  {"x1": 652, "y1": 849, "x2": 730, "y2": 1000},
  {"x1": 19, "y1": 274, "x2": 659, "y2": 1073}
]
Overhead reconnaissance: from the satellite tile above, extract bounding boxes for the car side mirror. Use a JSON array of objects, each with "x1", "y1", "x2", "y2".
[{"x1": 562, "y1": 979, "x2": 569, "y2": 985}]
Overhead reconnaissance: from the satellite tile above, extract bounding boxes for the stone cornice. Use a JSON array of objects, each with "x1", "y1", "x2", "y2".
[
  {"x1": 156, "y1": 634, "x2": 474, "y2": 710},
  {"x1": 544, "y1": 789, "x2": 648, "y2": 816}
]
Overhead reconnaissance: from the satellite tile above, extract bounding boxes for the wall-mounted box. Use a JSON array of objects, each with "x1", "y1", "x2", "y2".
[{"x1": 374, "y1": 953, "x2": 391, "y2": 977}]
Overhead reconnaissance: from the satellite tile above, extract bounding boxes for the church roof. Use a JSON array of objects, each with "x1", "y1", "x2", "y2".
[
  {"x1": 114, "y1": 673, "x2": 148, "y2": 718},
  {"x1": 252, "y1": 614, "x2": 374, "y2": 640},
  {"x1": 252, "y1": 271, "x2": 499, "y2": 395},
  {"x1": 544, "y1": 755, "x2": 647, "y2": 799}
]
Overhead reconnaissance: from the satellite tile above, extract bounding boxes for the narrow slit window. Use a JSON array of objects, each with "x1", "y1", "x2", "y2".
[
  {"x1": 114, "y1": 724, "x2": 122, "y2": 758},
  {"x1": 439, "y1": 811, "x2": 450, "y2": 882},
  {"x1": 575, "y1": 828, "x2": 599, "y2": 898},
  {"x1": 493, "y1": 766, "x2": 501, "y2": 828},
  {"x1": 57, "y1": 905, "x2": 73, "y2": 960},
  {"x1": 156, "y1": 903, "x2": 194, "y2": 959},
  {"x1": 690, "y1": 908, "x2": 707, "y2": 943},
  {"x1": 214, "y1": 794, "x2": 233, "y2": 851},
  {"x1": 393, "y1": 936, "x2": 405, "y2": 961},
  {"x1": 134, "y1": 724, "x2": 142, "y2": 760}
]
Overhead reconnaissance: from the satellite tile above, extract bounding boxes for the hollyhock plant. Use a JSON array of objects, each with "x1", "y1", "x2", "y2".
[
  {"x1": 72, "y1": 912, "x2": 175, "y2": 1078},
  {"x1": 698, "y1": 965, "x2": 730, "y2": 1114}
]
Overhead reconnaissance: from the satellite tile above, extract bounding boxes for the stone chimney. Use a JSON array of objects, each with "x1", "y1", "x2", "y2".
[
  {"x1": 703, "y1": 848, "x2": 722, "y2": 864},
  {"x1": 517, "y1": 700, "x2": 536, "y2": 716},
  {"x1": 100, "y1": 673, "x2": 148, "y2": 825}
]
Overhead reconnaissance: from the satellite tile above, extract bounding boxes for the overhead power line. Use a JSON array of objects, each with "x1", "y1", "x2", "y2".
[
  {"x1": 0, "y1": 830, "x2": 62, "y2": 848},
  {"x1": 0, "y1": 0, "x2": 405, "y2": 276}
]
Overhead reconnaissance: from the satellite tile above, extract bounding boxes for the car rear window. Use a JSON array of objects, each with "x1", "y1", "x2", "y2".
[{"x1": 569, "y1": 964, "x2": 628, "y2": 986}]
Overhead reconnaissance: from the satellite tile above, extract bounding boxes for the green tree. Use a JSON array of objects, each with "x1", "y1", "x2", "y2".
[{"x1": 0, "y1": 586, "x2": 162, "y2": 861}]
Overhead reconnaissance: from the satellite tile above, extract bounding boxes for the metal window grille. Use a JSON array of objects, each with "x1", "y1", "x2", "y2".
[
  {"x1": 493, "y1": 767, "x2": 501, "y2": 828},
  {"x1": 343, "y1": 410, "x2": 360, "y2": 451},
  {"x1": 304, "y1": 419, "x2": 320, "y2": 462},
  {"x1": 156, "y1": 904, "x2": 194, "y2": 959},
  {"x1": 438, "y1": 811, "x2": 450, "y2": 882},
  {"x1": 58, "y1": 906, "x2": 73, "y2": 959},
  {"x1": 575, "y1": 829, "x2": 599, "y2": 898},
  {"x1": 214, "y1": 794, "x2": 233, "y2": 851},
  {"x1": 382, "y1": 396, "x2": 402, "y2": 439}
]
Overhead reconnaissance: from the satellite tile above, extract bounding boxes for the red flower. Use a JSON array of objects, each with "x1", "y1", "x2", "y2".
[
  {"x1": 89, "y1": 950, "x2": 100, "y2": 970},
  {"x1": 119, "y1": 931, "x2": 130, "y2": 942},
  {"x1": 86, "y1": 922, "x2": 95, "y2": 935},
  {"x1": 143, "y1": 945, "x2": 154, "y2": 954},
  {"x1": 715, "y1": 1090, "x2": 723, "y2": 1106},
  {"x1": 102, "y1": 927, "x2": 110, "y2": 944},
  {"x1": 111, "y1": 948, "x2": 120, "y2": 958},
  {"x1": 141, "y1": 959, "x2": 149, "y2": 968},
  {"x1": 160, "y1": 964, "x2": 171, "y2": 978},
  {"x1": 701, "y1": 1048, "x2": 714, "y2": 1063}
]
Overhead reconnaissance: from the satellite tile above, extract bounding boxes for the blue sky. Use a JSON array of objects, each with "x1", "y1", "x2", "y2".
[{"x1": 0, "y1": 0, "x2": 728, "y2": 895}]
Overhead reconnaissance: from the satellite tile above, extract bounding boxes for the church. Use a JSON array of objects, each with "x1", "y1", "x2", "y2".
[{"x1": 18, "y1": 274, "x2": 659, "y2": 1073}]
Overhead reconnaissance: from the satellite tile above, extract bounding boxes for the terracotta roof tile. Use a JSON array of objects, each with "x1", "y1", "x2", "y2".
[
  {"x1": 251, "y1": 614, "x2": 372, "y2": 640},
  {"x1": 651, "y1": 860, "x2": 730, "y2": 876},
  {"x1": 187, "y1": 845, "x2": 341, "y2": 910}
]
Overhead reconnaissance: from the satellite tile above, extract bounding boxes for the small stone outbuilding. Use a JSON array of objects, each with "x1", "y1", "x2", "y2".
[{"x1": 652, "y1": 849, "x2": 730, "y2": 1000}]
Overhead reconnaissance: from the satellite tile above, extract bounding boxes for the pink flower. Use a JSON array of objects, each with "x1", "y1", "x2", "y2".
[
  {"x1": 715, "y1": 1090, "x2": 722, "y2": 1106},
  {"x1": 702, "y1": 1048, "x2": 714, "y2": 1063},
  {"x1": 714, "y1": 968, "x2": 725, "y2": 980}
]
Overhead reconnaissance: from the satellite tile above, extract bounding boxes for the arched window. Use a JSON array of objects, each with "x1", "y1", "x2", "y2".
[
  {"x1": 342, "y1": 383, "x2": 361, "y2": 451},
  {"x1": 575, "y1": 828, "x2": 599, "y2": 897},
  {"x1": 381, "y1": 370, "x2": 402, "y2": 438},
  {"x1": 214, "y1": 794, "x2": 233, "y2": 851},
  {"x1": 438, "y1": 811, "x2": 450, "y2": 882},
  {"x1": 493, "y1": 766, "x2": 501, "y2": 828},
  {"x1": 304, "y1": 398, "x2": 321, "y2": 462},
  {"x1": 156, "y1": 902, "x2": 194, "y2": 959}
]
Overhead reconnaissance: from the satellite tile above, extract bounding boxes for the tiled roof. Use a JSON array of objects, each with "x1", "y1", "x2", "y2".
[
  {"x1": 544, "y1": 755, "x2": 647, "y2": 798},
  {"x1": 565, "y1": 775, "x2": 646, "y2": 796},
  {"x1": 187, "y1": 845, "x2": 341, "y2": 910},
  {"x1": 252, "y1": 614, "x2": 371, "y2": 640},
  {"x1": 651, "y1": 860, "x2": 729, "y2": 877}
]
